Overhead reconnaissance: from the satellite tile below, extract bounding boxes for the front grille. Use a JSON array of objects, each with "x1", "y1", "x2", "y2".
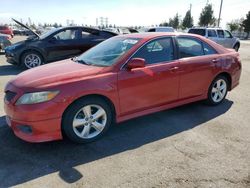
[{"x1": 5, "y1": 91, "x2": 17, "y2": 102}]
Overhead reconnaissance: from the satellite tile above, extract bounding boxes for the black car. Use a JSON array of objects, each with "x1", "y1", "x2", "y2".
[{"x1": 5, "y1": 19, "x2": 117, "y2": 69}]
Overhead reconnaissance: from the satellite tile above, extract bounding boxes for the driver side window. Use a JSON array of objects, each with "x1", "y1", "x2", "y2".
[
  {"x1": 132, "y1": 38, "x2": 174, "y2": 65},
  {"x1": 53, "y1": 29, "x2": 78, "y2": 40}
]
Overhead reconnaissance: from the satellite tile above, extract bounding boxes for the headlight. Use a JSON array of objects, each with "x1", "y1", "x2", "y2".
[{"x1": 16, "y1": 91, "x2": 59, "y2": 105}]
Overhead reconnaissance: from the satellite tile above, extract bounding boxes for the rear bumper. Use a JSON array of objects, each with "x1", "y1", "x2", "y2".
[
  {"x1": 5, "y1": 116, "x2": 62, "y2": 143},
  {"x1": 231, "y1": 63, "x2": 242, "y2": 90}
]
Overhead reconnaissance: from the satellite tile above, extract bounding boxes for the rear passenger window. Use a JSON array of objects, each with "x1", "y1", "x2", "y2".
[
  {"x1": 203, "y1": 42, "x2": 217, "y2": 55},
  {"x1": 176, "y1": 38, "x2": 204, "y2": 58},
  {"x1": 208, "y1": 30, "x2": 217, "y2": 37},
  {"x1": 132, "y1": 38, "x2": 174, "y2": 64},
  {"x1": 217, "y1": 30, "x2": 224, "y2": 38}
]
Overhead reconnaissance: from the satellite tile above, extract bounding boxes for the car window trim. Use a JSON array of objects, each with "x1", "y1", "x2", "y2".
[{"x1": 120, "y1": 36, "x2": 177, "y2": 70}]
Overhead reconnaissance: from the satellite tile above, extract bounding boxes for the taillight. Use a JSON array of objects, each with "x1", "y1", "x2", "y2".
[{"x1": 235, "y1": 53, "x2": 241, "y2": 70}]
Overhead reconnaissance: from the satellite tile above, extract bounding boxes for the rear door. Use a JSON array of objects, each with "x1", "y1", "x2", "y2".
[
  {"x1": 118, "y1": 37, "x2": 180, "y2": 115},
  {"x1": 216, "y1": 29, "x2": 225, "y2": 47},
  {"x1": 176, "y1": 36, "x2": 219, "y2": 99},
  {"x1": 207, "y1": 29, "x2": 218, "y2": 42},
  {"x1": 45, "y1": 28, "x2": 81, "y2": 61}
]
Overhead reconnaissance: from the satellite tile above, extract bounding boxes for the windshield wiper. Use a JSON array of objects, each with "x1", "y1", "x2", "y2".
[{"x1": 71, "y1": 57, "x2": 90, "y2": 65}]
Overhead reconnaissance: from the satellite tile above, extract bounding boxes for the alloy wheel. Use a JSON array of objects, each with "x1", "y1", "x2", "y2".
[
  {"x1": 72, "y1": 104, "x2": 107, "y2": 139},
  {"x1": 24, "y1": 53, "x2": 42, "y2": 68},
  {"x1": 211, "y1": 79, "x2": 227, "y2": 103}
]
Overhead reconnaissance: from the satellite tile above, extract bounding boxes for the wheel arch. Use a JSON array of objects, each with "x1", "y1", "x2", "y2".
[
  {"x1": 19, "y1": 48, "x2": 45, "y2": 65},
  {"x1": 61, "y1": 94, "x2": 117, "y2": 125},
  {"x1": 213, "y1": 72, "x2": 232, "y2": 91},
  {"x1": 233, "y1": 41, "x2": 240, "y2": 49}
]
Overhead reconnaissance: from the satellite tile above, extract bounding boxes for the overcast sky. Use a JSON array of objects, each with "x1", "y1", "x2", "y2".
[{"x1": 0, "y1": 0, "x2": 249, "y2": 28}]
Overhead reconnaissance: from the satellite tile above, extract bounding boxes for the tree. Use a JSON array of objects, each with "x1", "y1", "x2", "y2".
[
  {"x1": 169, "y1": 13, "x2": 180, "y2": 29},
  {"x1": 227, "y1": 20, "x2": 240, "y2": 32},
  {"x1": 198, "y1": 4, "x2": 216, "y2": 26},
  {"x1": 242, "y1": 11, "x2": 250, "y2": 39},
  {"x1": 159, "y1": 21, "x2": 169, "y2": 27},
  {"x1": 182, "y1": 10, "x2": 193, "y2": 29},
  {"x1": 53, "y1": 23, "x2": 59, "y2": 28}
]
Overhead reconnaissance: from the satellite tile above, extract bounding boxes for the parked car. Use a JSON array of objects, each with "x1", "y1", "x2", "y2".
[
  {"x1": 104, "y1": 27, "x2": 138, "y2": 35},
  {"x1": 0, "y1": 25, "x2": 14, "y2": 38},
  {"x1": 147, "y1": 27, "x2": 175, "y2": 32},
  {"x1": 5, "y1": 19, "x2": 117, "y2": 69},
  {"x1": 4, "y1": 32, "x2": 241, "y2": 143},
  {"x1": 13, "y1": 28, "x2": 24, "y2": 35},
  {"x1": 188, "y1": 27, "x2": 240, "y2": 51},
  {"x1": 0, "y1": 34, "x2": 11, "y2": 52}
]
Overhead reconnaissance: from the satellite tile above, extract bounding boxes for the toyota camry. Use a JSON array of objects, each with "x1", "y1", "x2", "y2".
[{"x1": 4, "y1": 32, "x2": 241, "y2": 143}]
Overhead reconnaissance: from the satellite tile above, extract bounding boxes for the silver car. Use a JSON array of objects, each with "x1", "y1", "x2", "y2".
[
  {"x1": 0, "y1": 34, "x2": 11, "y2": 52},
  {"x1": 188, "y1": 27, "x2": 240, "y2": 51}
]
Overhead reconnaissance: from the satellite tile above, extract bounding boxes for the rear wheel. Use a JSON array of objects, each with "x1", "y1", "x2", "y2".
[
  {"x1": 21, "y1": 51, "x2": 43, "y2": 69},
  {"x1": 206, "y1": 76, "x2": 228, "y2": 105},
  {"x1": 62, "y1": 97, "x2": 113, "y2": 143}
]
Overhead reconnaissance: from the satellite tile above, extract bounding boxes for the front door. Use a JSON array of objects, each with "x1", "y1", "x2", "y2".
[
  {"x1": 45, "y1": 28, "x2": 81, "y2": 61},
  {"x1": 118, "y1": 37, "x2": 180, "y2": 115}
]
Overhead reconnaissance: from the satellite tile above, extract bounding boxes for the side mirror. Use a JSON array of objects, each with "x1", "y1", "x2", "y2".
[{"x1": 127, "y1": 58, "x2": 145, "y2": 70}]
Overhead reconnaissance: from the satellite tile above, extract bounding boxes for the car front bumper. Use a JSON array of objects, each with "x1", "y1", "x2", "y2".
[
  {"x1": 5, "y1": 116, "x2": 62, "y2": 143},
  {"x1": 5, "y1": 50, "x2": 19, "y2": 65},
  {"x1": 4, "y1": 83, "x2": 64, "y2": 143}
]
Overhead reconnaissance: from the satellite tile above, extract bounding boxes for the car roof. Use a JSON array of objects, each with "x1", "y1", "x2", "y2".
[
  {"x1": 117, "y1": 32, "x2": 230, "y2": 54},
  {"x1": 118, "y1": 32, "x2": 201, "y2": 39},
  {"x1": 54, "y1": 26, "x2": 117, "y2": 35},
  {"x1": 189, "y1": 27, "x2": 223, "y2": 30}
]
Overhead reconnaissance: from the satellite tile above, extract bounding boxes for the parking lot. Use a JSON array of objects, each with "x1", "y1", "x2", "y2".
[{"x1": 0, "y1": 36, "x2": 249, "y2": 188}]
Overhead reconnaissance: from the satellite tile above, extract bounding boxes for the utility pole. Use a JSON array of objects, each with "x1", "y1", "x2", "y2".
[
  {"x1": 218, "y1": 0, "x2": 223, "y2": 27},
  {"x1": 189, "y1": 3, "x2": 192, "y2": 13}
]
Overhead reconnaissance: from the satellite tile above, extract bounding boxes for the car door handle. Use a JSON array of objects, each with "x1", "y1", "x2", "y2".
[
  {"x1": 169, "y1": 67, "x2": 179, "y2": 71},
  {"x1": 212, "y1": 59, "x2": 219, "y2": 63},
  {"x1": 92, "y1": 39, "x2": 105, "y2": 42}
]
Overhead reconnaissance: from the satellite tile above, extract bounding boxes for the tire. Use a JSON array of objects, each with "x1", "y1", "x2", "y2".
[
  {"x1": 21, "y1": 51, "x2": 43, "y2": 69},
  {"x1": 233, "y1": 43, "x2": 240, "y2": 52},
  {"x1": 206, "y1": 75, "x2": 228, "y2": 106},
  {"x1": 62, "y1": 97, "x2": 113, "y2": 143}
]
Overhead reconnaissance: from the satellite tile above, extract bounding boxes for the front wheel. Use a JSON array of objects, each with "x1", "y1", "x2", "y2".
[
  {"x1": 21, "y1": 51, "x2": 43, "y2": 69},
  {"x1": 62, "y1": 97, "x2": 113, "y2": 143},
  {"x1": 233, "y1": 43, "x2": 240, "y2": 52},
  {"x1": 206, "y1": 76, "x2": 228, "y2": 105}
]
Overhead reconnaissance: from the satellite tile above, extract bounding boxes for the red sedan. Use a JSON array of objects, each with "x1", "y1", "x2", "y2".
[
  {"x1": 4, "y1": 33, "x2": 241, "y2": 143},
  {"x1": 0, "y1": 25, "x2": 14, "y2": 38}
]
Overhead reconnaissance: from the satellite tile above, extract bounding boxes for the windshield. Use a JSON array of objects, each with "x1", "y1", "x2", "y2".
[
  {"x1": 76, "y1": 37, "x2": 141, "y2": 67},
  {"x1": 39, "y1": 28, "x2": 59, "y2": 39}
]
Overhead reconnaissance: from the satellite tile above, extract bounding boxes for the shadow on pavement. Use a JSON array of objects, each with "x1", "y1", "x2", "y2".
[
  {"x1": 0, "y1": 65, "x2": 22, "y2": 76},
  {"x1": 0, "y1": 100, "x2": 233, "y2": 186}
]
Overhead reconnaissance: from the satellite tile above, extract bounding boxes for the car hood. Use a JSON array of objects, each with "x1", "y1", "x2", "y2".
[
  {"x1": 12, "y1": 18, "x2": 39, "y2": 38},
  {"x1": 10, "y1": 59, "x2": 104, "y2": 89}
]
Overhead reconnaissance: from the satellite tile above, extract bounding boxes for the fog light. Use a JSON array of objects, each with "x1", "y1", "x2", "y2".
[{"x1": 17, "y1": 125, "x2": 32, "y2": 134}]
